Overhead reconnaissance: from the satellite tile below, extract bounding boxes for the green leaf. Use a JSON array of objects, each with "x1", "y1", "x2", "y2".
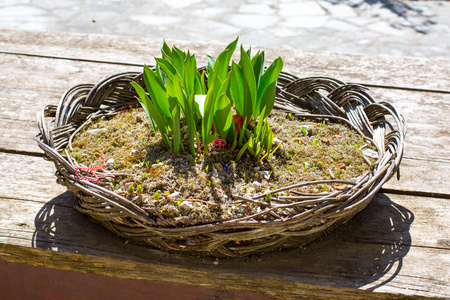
[
  {"x1": 166, "y1": 76, "x2": 184, "y2": 111},
  {"x1": 236, "y1": 140, "x2": 250, "y2": 161},
  {"x1": 186, "y1": 92, "x2": 197, "y2": 156},
  {"x1": 130, "y1": 81, "x2": 155, "y2": 131},
  {"x1": 206, "y1": 54, "x2": 215, "y2": 70},
  {"x1": 173, "y1": 45, "x2": 187, "y2": 62},
  {"x1": 143, "y1": 65, "x2": 172, "y2": 119},
  {"x1": 251, "y1": 50, "x2": 265, "y2": 87},
  {"x1": 213, "y1": 93, "x2": 233, "y2": 140},
  {"x1": 266, "y1": 120, "x2": 273, "y2": 153},
  {"x1": 257, "y1": 57, "x2": 283, "y2": 117},
  {"x1": 172, "y1": 106, "x2": 181, "y2": 154},
  {"x1": 258, "y1": 82, "x2": 277, "y2": 119},
  {"x1": 171, "y1": 47, "x2": 184, "y2": 75},
  {"x1": 155, "y1": 58, "x2": 178, "y2": 78},
  {"x1": 238, "y1": 116, "x2": 250, "y2": 146},
  {"x1": 229, "y1": 61, "x2": 244, "y2": 115},
  {"x1": 254, "y1": 106, "x2": 267, "y2": 143},
  {"x1": 247, "y1": 136, "x2": 255, "y2": 156},
  {"x1": 201, "y1": 69, "x2": 221, "y2": 155},
  {"x1": 131, "y1": 81, "x2": 172, "y2": 151},
  {"x1": 161, "y1": 40, "x2": 172, "y2": 60},
  {"x1": 199, "y1": 70, "x2": 207, "y2": 94},
  {"x1": 240, "y1": 45, "x2": 257, "y2": 119},
  {"x1": 182, "y1": 52, "x2": 196, "y2": 96},
  {"x1": 194, "y1": 69, "x2": 206, "y2": 95},
  {"x1": 217, "y1": 72, "x2": 231, "y2": 99},
  {"x1": 155, "y1": 64, "x2": 167, "y2": 85},
  {"x1": 215, "y1": 37, "x2": 238, "y2": 82}
]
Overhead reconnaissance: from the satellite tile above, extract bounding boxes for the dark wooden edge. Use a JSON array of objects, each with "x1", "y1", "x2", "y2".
[{"x1": 0, "y1": 243, "x2": 435, "y2": 299}]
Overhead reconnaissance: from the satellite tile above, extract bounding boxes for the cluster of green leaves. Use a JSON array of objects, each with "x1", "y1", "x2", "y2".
[
  {"x1": 228, "y1": 45, "x2": 283, "y2": 162},
  {"x1": 132, "y1": 38, "x2": 284, "y2": 162},
  {"x1": 131, "y1": 43, "x2": 206, "y2": 156}
]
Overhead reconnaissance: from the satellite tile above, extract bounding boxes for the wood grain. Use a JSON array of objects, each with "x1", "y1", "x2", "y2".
[
  {"x1": 0, "y1": 243, "x2": 440, "y2": 300},
  {"x1": 1, "y1": 29, "x2": 449, "y2": 91}
]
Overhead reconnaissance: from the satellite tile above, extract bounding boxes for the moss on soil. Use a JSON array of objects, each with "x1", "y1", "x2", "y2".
[{"x1": 69, "y1": 106, "x2": 376, "y2": 227}]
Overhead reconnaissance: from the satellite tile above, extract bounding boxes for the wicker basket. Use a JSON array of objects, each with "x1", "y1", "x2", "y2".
[{"x1": 35, "y1": 69, "x2": 406, "y2": 257}]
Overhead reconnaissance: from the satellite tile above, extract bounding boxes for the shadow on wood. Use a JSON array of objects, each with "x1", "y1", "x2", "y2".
[{"x1": 31, "y1": 191, "x2": 413, "y2": 291}]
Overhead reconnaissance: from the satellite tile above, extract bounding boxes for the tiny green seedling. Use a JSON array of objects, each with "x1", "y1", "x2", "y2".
[
  {"x1": 137, "y1": 184, "x2": 143, "y2": 195},
  {"x1": 128, "y1": 183, "x2": 134, "y2": 196},
  {"x1": 300, "y1": 126, "x2": 307, "y2": 135}
]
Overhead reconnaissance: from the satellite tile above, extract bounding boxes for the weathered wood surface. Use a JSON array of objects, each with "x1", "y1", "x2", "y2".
[
  {"x1": 0, "y1": 29, "x2": 449, "y2": 298},
  {"x1": 0, "y1": 154, "x2": 448, "y2": 298},
  {"x1": 1, "y1": 29, "x2": 449, "y2": 91}
]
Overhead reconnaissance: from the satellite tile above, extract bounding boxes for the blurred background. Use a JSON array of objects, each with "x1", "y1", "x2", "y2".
[{"x1": 0, "y1": 0, "x2": 449, "y2": 58}]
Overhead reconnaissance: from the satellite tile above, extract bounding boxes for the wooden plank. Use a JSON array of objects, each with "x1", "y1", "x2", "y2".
[
  {"x1": 0, "y1": 29, "x2": 449, "y2": 91},
  {"x1": 0, "y1": 259, "x2": 275, "y2": 300},
  {"x1": 0, "y1": 53, "x2": 142, "y2": 122},
  {"x1": 0, "y1": 153, "x2": 66, "y2": 202},
  {"x1": 367, "y1": 88, "x2": 450, "y2": 161},
  {"x1": 1, "y1": 245, "x2": 427, "y2": 300},
  {"x1": 383, "y1": 158, "x2": 450, "y2": 196},
  {"x1": 0, "y1": 153, "x2": 448, "y2": 297}
]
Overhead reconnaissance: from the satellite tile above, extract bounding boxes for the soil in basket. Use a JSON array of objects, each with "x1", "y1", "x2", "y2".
[{"x1": 69, "y1": 105, "x2": 376, "y2": 227}]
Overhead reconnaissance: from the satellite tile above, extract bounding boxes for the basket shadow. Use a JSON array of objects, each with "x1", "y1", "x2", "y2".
[
  {"x1": 31, "y1": 191, "x2": 413, "y2": 290},
  {"x1": 250, "y1": 192, "x2": 414, "y2": 290}
]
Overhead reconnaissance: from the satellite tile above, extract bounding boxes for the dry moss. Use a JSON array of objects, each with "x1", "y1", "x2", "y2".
[{"x1": 69, "y1": 106, "x2": 376, "y2": 227}]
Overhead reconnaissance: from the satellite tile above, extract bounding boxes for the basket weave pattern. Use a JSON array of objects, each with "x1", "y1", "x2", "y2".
[{"x1": 35, "y1": 69, "x2": 406, "y2": 257}]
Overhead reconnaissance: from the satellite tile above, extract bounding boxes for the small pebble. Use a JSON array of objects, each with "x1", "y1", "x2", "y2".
[
  {"x1": 336, "y1": 163, "x2": 346, "y2": 170},
  {"x1": 179, "y1": 201, "x2": 193, "y2": 211},
  {"x1": 151, "y1": 162, "x2": 164, "y2": 169},
  {"x1": 167, "y1": 191, "x2": 180, "y2": 198},
  {"x1": 258, "y1": 170, "x2": 271, "y2": 180},
  {"x1": 106, "y1": 158, "x2": 115, "y2": 169},
  {"x1": 252, "y1": 181, "x2": 262, "y2": 192}
]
